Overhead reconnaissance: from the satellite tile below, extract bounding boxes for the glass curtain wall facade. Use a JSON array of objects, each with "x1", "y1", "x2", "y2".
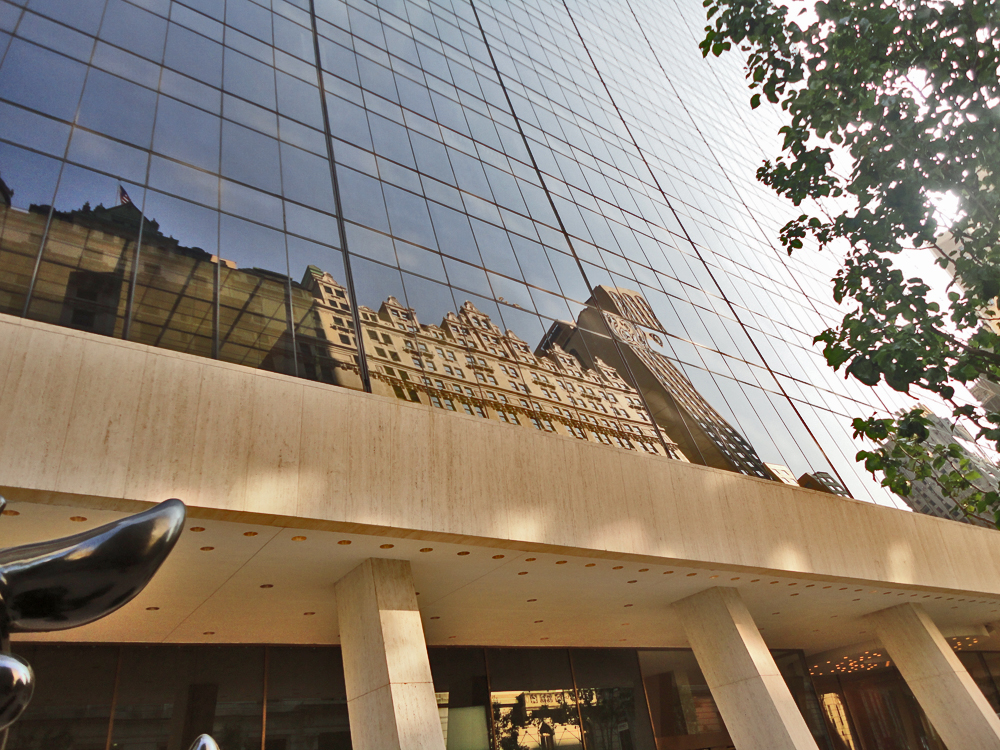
[
  {"x1": 0, "y1": 0, "x2": 919, "y2": 501},
  {"x1": 18, "y1": 642, "x2": 1000, "y2": 750},
  {"x1": 7, "y1": 644, "x2": 839, "y2": 750}
]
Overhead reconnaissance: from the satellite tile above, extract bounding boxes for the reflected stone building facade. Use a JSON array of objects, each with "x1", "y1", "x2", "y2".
[{"x1": 4, "y1": 0, "x2": 1000, "y2": 748}]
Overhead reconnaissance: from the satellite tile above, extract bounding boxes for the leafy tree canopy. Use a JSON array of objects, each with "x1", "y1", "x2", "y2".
[{"x1": 700, "y1": 0, "x2": 1000, "y2": 520}]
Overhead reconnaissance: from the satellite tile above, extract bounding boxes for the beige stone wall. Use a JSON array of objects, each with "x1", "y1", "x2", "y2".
[{"x1": 2, "y1": 313, "x2": 1000, "y2": 596}]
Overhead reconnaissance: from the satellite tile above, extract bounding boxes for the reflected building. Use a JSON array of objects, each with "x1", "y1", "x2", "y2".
[
  {"x1": 889, "y1": 407, "x2": 1000, "y2": 526},
  {"x1": 541, "y1": 286, "x2": 769, "y2": 477}
]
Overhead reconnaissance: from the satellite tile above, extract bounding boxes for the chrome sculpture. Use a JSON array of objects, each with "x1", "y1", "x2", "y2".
[
  {"x1": 0, "y1": 655, "x2": 31, "y2": 732},
  {"x1": 188, "y1": 735, "x2": 222, "y2": 750},
  {"x1": 0, "y1": 497, "x2": 186, "y2": 740}
]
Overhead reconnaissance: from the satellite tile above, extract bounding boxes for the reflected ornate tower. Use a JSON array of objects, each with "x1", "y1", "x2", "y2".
[{"x1": 541, "y1": 286, "x2": 770, "y2": 478}]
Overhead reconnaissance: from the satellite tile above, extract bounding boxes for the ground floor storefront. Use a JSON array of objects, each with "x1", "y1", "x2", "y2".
[{"x1": 9, "y1": 640, "x2": 1000, "y2": 750}]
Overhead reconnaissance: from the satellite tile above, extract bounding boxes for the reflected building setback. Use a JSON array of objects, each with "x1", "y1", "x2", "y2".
[{"x1": 360, "y1": 293, "x2": 682, "y2": 458}]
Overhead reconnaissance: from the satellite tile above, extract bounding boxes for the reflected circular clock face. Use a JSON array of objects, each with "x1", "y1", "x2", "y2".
[{"x1": 603, "y1": 312, "x2": 648, "y2": 348}]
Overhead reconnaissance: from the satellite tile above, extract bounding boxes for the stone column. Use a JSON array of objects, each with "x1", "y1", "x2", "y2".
[
  {"x1": 335, "y1": 558, "x2": 445, "y2": 750},
  {"x1": 672, "y1": 586, "x2": 820, "y2": 750},
  {"x1": 868, "y1": 602, "x2": 1000, "y2": 749}
]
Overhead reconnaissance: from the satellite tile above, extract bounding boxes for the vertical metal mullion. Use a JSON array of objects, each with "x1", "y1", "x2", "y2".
[
  {"x1": 104, "y1": 645, "x2": 123, "y2": 750},
  {"x1": 568, "y1": 649, "x2": 589, "y2": 750},
  {"x1": 482, "y1": 647, "x2": 499, "y2": 750},
  {"x1": 261, "y1": 645, "x2": 270, "y2": 750},
  {"x1": 21, "y1": 0, "x2": 113, "y2": 319},
  {"x1": 307, "y1": 0, "x2": 372, "y2": 393}
]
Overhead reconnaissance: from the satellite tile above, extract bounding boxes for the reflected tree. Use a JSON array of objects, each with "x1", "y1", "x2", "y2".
[{"x1": 577, "y1": 688, "x2": 635, "y2": 750}]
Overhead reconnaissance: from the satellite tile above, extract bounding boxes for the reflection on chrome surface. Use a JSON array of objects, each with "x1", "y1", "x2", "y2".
[
  {"x1": 0, "y1": 499, "x2": 186, "y2": 737},
  {"x1": 0, "y1": 499, "x2": 186, "y2": 634},
  {"x1": 0, "y1": 654, "x2": 32, "y2": 732},
  {"x1": 188, "y1": 734, "x2": 221, "y2": 750}
]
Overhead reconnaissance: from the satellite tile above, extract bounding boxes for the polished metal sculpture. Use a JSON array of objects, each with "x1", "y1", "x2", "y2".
[
  {"x1": 0, "y1": 497, "x2": 186, "y2": 739},
  {"x1": 0, "y1": 655, "x2": 31, "y2": 732},
  {"x1": 188, "y1": 734, "x2": 222, "y2": 750}
]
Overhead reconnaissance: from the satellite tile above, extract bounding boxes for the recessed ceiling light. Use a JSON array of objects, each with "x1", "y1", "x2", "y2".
[
  {"x1": 527, "y1": 598, "x2": 537, "y2": 602},
  {"x1": 430, "y1": 616, "x2": 440, "y2": 620},
  {"x1": 244, "y1": 531, "x2": 258, "y2": 537},
  {"x1": 338, "y1": 540, "x2": 352, "y2": 545},
  {"x1": 664, "y1": 570, "x2": 673, "y2": 574},
  {"x1": 420, "y1": 547, "x2": 433, "y2": 552},
  {"x1": 190, "y1": 527, "x2": 205, "y2": 532},
  {"x1": 534, "y1": 620, "x2": 543, "y2": 623},
  {"x1": 2, "y1": 509, "x2": 19, "y2": 516},
  {"x1": 525, "y1": 558, "x2": 536, "y2": 562},
  {"x1": 627, "y1": 580, "x2": 637, "y2": 584},
  {"x1": 457, "y1": 551, "x2": 470, "y2": 556},
  {"x1": 612, "y1": 566, "x2": 623, "y2": 570},
  {"x1": 200, "y1": 546, "x2": 214, "y2": 552},
  {"x1": 556, "y1": 560, "x2": 567, "y2": 564},
  {"x1": 493, "y1": 554, "x2": 505, "y2": 559},
  {"x1": 624, "y1": 604, "x2": 633, "y2": 607},
  {"x1": 540, "y1": 637, "x2": 549, "y2": 641},
  {"x1": 518, "y1": 572, "x2": 528, "y2": 575},
  {"x1": 203, "y1": 631, "x2": 215, "y2": 635},
  {"x1": 381, "y1": 544, "x2": 395, "y2": 549},
  {"x1": 304, "y1": 612, "x2": 315, "y2": 616},
  {"x1": 146, "y1": 607, "x2": 160, "y2": 611},
  {"x1": 292, "y1": 536, "x2": 307, "y2": 541},
  {"x1": 70, "y1": 516, "x2": 87, "y2": 522},
  {"x1": 260, "y1": 584, "x2": 274, "y2": 589},
  {"x1": 686, "y1": 573, "x2": 697, "y2": 577}
]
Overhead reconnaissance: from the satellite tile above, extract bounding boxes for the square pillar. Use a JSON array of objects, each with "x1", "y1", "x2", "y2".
[
  {"x1": 335, "y1": 558, "x2": 445, "y2": 750},
  {"x1": 672, "y1": 586, "x2": 820, "y2": 750},
  {"x1": 868, "y1": 602, "x2": 1000, "y2": 749}
]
